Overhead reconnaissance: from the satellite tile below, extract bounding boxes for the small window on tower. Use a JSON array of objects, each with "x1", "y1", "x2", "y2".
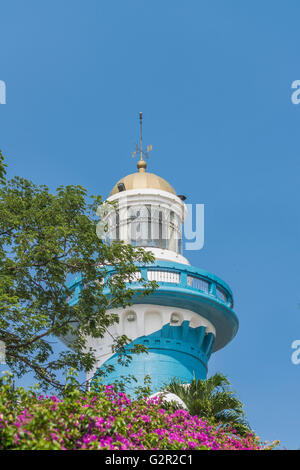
[
  {"x1": 170, "y1": 313, "x2": 181, "y2": 325},
  {"x1": 126, "y1": 311, "x2": 137, "y2": 322}
]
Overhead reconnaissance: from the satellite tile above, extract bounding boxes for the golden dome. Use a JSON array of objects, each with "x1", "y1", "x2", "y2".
[{"x1": 109, "y1": 158, "x2": 176, "y2": 197}]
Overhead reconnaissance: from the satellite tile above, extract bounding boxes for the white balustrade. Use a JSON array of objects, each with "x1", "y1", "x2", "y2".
[{"x1": 147, "y1": 270, "x2": 180, "y2": 284}]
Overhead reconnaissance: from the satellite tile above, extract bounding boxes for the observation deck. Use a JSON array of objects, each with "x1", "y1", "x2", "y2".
[{"x1": 67, "y1": 260, "x2": 238, "y2": 353}]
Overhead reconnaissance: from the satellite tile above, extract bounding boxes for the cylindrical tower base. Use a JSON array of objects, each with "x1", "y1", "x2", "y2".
[{"x1": 91, "y1": 318, "x2": 215, "y2": 394}]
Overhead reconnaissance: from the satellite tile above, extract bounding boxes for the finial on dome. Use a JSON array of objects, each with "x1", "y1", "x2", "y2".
[
  {"x1": 137, "y1": 157, "x2": 147, "y2": 172},
  {"x1": 131, "y1": 112, "x2": 152, "y2": 172}
]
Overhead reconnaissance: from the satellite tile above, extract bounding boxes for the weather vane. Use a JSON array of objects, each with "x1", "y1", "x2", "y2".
[{"x1": 131, "y1": 112, "x2": 152, "y2": 164}]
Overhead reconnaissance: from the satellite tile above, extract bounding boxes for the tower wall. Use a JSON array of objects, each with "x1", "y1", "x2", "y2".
[{"x1": 86, "y1": 304, "x2": 216, "y2": 391}]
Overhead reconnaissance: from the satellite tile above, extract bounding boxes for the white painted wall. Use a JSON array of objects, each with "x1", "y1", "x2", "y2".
[{"x1": 85, "y1": 304, "x2": 216, "y2": 381}]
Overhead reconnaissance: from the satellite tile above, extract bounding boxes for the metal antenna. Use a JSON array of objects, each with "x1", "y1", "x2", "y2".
[
  {"x1": 131, "y1": 112, "x2": 152, "y2": 167},
  {"x1": 139, "y1": 112, "x2": 143, "y2": 161}
]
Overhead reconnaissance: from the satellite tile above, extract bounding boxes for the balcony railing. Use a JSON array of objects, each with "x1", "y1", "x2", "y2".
[
  {"x1": 187, "y1": 275, "x2": 209, "y2": 294},
  {"x1": 147, "y1": 270, "x2": 180, "y2": 284},
  {"x1": 67, "y1": 263, "x2": 234, "y2": 310},
  {"x1": 144, "y1": 267, "x2": 233, "y2": 309}
]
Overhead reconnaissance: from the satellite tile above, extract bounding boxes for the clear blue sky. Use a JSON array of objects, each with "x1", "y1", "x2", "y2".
[{"x1": 1, "y1": 0, "x2": 300, "y2": 449}]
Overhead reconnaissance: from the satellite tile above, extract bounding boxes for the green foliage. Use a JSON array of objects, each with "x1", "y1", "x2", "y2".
[
  {"x1": 164, "y1": 373, "x2": 252, "y2": 437},
  {"x1": 0, "y1": 150, "x2": 6, "y2": 184},
  {"x1": 0, "y1": 175, "x2": 157, "y2": 391}
]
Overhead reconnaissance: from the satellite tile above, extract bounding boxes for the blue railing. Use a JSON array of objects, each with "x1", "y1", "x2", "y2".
[
  {"x1": 67, "y1": 261, "x2": 234, "y2": 310},
  {"x1": 136, "y1": 264, "x2": 234, "y2": 310}
]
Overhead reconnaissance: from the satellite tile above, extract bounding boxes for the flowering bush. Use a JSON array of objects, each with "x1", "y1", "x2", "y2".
[{"x1": 0, "y1": 376, "x2": 278, "y2": 450}]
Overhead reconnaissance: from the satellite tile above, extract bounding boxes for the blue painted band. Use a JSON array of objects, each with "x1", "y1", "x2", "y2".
[{"x1": 92, "y1": 322, "x2": 215, "y2": 394}]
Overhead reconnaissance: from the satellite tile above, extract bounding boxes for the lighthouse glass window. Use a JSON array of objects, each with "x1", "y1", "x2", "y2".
[
  {"x1": 146, "y1": 207, "x2": 181, "y2": 253},
  {"x1": 111, "y1": 204, "x2": 183, "y2": 255}
]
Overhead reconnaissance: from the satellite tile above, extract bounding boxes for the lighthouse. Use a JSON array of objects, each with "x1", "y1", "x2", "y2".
[{"x1": 67, "y1": 114, "x2": 239, "y2": 393}]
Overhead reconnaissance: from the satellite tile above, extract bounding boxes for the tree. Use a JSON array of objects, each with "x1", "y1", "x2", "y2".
[
  {"x1": 0, "y1": 175, "x2": 156, "y2": 391},
  {"x1": 0, "y1": 150, "x2": 7, "y2": 184},
  {"x1": 164, "y1": 373, "x2": 252, "y2": 436}
]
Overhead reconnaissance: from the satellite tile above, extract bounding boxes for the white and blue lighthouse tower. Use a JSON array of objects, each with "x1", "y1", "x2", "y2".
[{"x1": 71, "y1": 114, "x2": 239, "y2": 393}]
